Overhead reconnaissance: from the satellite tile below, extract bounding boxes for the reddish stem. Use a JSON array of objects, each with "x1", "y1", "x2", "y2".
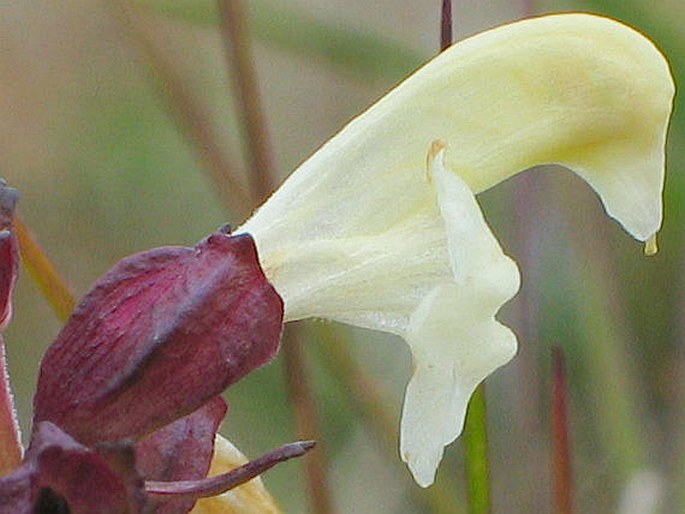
[
  {"x1": 441, "y1": 0, "x2": 453, "y2": 51},
  {"x1": 0, "y1": 338, "x2": 22, "y2": 475},
  {"x1": 552, "y1": 347, "x2": 573, "y2": 514},
  {"x1": 282, "y1": 327, "x2": 335, "y2": 514},
  {"x1": 216, "y1": 2, "x2": 335, "y2": 512},
  {"x1": 217, "y1": 0, "x2": 275, "y2": 203}
]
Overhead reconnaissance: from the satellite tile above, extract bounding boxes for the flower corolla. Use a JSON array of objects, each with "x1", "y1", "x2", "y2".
[{"x1": 238, "y1": 13, "x2": 675, "y2": 486}]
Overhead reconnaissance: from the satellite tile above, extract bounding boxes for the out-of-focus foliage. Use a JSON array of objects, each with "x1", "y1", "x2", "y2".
[{"x1": 135, "y1": 0, "x2": 425, "y2": 79}]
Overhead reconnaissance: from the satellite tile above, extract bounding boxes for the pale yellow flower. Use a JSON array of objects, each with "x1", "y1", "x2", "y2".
[{"x1": 239, "y1": 13, "x2": 674, "y2": 486}]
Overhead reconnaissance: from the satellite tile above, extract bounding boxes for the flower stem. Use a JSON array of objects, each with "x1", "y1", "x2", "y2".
[
  {"x1": 441, "y1": 0, "x2": 453, "y2": 51},
  {"x1": 15, "y1": 217, "x2": 75, "y2": 322},
  {"x1": 464, "y1": 383, "x2": 491, "y2": 514},
  {"x1": 282, "y1": 327, "x2": 334, "y2": 514},
  {"x1": 217, "y1": 0, "x2": 275, "y2": 203}
]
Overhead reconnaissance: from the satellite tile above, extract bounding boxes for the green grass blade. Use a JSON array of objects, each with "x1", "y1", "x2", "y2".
[{"x1": 464, "y1": 383, "x2": 491, "y2": 514}]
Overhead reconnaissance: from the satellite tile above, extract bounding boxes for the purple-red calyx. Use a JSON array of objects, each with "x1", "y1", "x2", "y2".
[
  {"x1": 0, "y1": 180, "x2": 22, "y2": 476},
  {"x1": 0, "y1": 182, "x2": 312, "y2": 514},
  {"x1": 33, "y1": 230, "x2": 283, "y2": 444},
  {"x1": 0, "y1": 180, "x2": 18, "y2": 332}
]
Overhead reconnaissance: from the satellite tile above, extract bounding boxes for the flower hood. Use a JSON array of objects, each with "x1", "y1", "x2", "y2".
[{"x1": 238, "y1": 13, "x2": 675, "y2": 486}]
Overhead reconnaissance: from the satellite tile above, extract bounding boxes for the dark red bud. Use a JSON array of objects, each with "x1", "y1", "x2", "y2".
[
  {"x1": 33, "y1": 232, "x2": 283, "y2": 445},
  {"x1": 0, "y1": 180, "x2": 19, "y2": 331},
  {"x1": 0, "y1": 181, "x2": 21, "y2": 477}
]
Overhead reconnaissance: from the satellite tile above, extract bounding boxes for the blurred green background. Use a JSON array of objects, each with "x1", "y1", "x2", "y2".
[{"x1": 1, "y1": 0, "x2": 683, "y2": 512}]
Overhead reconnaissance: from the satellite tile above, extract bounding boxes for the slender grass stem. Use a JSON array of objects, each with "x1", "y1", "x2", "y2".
[
  {"x1": 464, "y1": 384, "x2": 491, "y2": 514},
  {"x1": 441, "y1": 0, "x2": 453, "y2": 51},
  {"x1": 109, "y1": 0, "x2": 252, "y2": 215},
  {"x1": 552, "y1": 347, "x2": 573, "y2": 514},
  {"x1": 281, "y1": 326, "x2": 335, "y2": 514},
  {"x1": 217, "y1": 0, "x2": 275, "y2": 203},
  {"x1": 15, "y1": 217, "x2": 75, "y2": 322},
  {"x1": 215, "y1": 2, "x2": 334, "y2": 512}
]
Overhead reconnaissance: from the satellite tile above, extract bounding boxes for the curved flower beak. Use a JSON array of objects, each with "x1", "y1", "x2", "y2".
[{"x1": 238, "y1": 13, "x2": 674, "y2": 486}]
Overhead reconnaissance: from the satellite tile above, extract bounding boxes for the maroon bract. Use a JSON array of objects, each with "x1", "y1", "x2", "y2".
[
  {"x1": 0, "y1": 181, "x2": 18, "y2": 331},
  {"x1": 33, "y1": 231, "x2": 283, "y2": 445},
  {"x1": 0, "y1": 196, "x2": 311, "y2": 514},
  {"x1": 0, "y1": 180, "x2": 21, "y2": 476}
]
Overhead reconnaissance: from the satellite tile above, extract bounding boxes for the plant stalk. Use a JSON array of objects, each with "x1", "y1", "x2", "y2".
[
  {"x1": 216, "y1": 2, "x2": 334, "y2": 512},
  {"x1": 464, "y1": 384, "x2": 491, "y2": 514}
]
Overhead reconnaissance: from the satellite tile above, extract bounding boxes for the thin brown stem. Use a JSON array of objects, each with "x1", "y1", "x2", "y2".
[
  {"x1": 552, "y1": 347, "x2": 573, "y2": 514},
  {"x1": 441, "y1": 0, "x2": 453, "y2": 51},
  {"x1": 282, "y1": 326, "x2": 335, "y2": 514},
  {"x1": 216, "y1": 2, "x2": 334, "y2": 512},
  {"x1": 109, "y1": 0, "x2": 251, "y2": 215},
  {"x1": 217, "y1": 0, "x2": 275, "y2": 203}
]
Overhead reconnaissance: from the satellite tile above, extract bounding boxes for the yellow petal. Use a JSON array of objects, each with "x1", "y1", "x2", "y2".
[{"x1": 190, "y1": 435, "x2": 281, "y2": 514}]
